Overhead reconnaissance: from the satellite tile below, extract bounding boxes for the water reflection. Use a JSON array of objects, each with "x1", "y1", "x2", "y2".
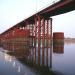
[
  {"x1": 0, "y1": 51, "x2": 37, "y2": 75},
  {"x1": 0, "y1": 38, "x2": 53, "y2": 70},
  {"x1": 2, "y1": 39, "x2": 53, "y2": 69},
  {"x1": 29, "y1": 40, "x2": 53, "y2": 68},
  {"x1": 3, "y1": 41, "x2": 30, "y2": 59},
  {"x1": 2, "y1": 38, "x2": 75, "y2": 75},
  {"x1": 13, "y1": 61, "x2": 16, "y2": 67},
  {"x1": 53, "y1": 40, "x2": 64, "y2": 54},
  {"x1": 52, "y1": 41, "x2": 75, "y2": 75},
  {"x1": 17, "y1": 66, "x2": 21, "y2": 73},
  {"x1": 5, "y1": 53, "x2": 12, "y2": 62}
]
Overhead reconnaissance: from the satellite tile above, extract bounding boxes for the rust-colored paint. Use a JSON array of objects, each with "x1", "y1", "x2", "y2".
[{"x1": 53, "y1": 32, "x2": 64, "y2": 39}]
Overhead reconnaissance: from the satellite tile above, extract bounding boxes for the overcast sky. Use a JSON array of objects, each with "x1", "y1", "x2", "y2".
[{"x1": 0, "y1": 0, "x2": 75, "y2": 38}]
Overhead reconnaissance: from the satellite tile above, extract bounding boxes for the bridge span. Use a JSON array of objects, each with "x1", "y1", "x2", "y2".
[{"x1": 0, "y1": 0, "x2": 75, "y2": 65}]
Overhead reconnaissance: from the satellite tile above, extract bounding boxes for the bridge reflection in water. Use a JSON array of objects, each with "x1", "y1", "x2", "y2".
[{"x1": 3, "y1": 39, "x2": 64, "y2": 69}]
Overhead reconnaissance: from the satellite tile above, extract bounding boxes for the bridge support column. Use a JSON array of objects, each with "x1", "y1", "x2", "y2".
[
  {"x1": 34, "y1": 15, "x2": 52, "y2": 66},
  {"x1": 34, "y1": 17, "x2": 37, "y2": 64},
  {"x1": 42, "y1": 18, "x2": 45, "y2": 65},
  {"x1": 37, "y1": 15, "x2": 41, "y2": 65}
]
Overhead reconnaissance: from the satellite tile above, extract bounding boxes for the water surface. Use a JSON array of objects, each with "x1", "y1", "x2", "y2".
[
  {"x1": 0, "y1": 41, "x2": 75, "y2": 75},
  {"x1": 52, "y1": 42, "x2": 75, "y2": 75},
  {"x1": 0, "y1": 48, "x2": 37, "y2": 75}
]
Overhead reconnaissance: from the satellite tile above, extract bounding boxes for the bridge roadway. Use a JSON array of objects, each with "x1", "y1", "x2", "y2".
[{"x1": 0, "y1": 0, "x2": 75, "y2": 34}]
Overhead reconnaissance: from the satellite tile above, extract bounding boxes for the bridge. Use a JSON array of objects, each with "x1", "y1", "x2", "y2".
[{"x1": 0, "y1": 0, "x2": 75, "y2": 65}]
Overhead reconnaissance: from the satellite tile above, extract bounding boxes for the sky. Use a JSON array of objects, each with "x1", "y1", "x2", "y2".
[{"x1": 0, "y1": 0, "x2": 75, "y2": 38}]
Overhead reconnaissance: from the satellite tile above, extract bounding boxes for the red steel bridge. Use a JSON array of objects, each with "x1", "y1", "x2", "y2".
[{"x1": 0, "y1": 0, "x2": 75, "y2": 65}]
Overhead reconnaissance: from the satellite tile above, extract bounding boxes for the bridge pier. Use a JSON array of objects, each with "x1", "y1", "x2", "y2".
[
  {"x1": 0, "y1": 14, "x2": 52, "y2": 66},
  {"x1": 33, "y1": 15, "x2": 52, "y2": 65}
]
